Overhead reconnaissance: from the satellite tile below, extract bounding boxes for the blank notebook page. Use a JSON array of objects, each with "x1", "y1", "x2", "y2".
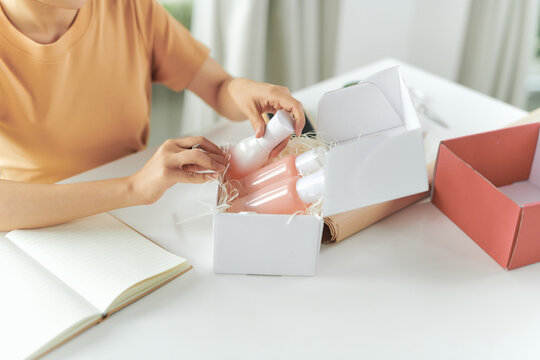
[
  {"x1": 0, "y1": 239, "x2": 98, "y2": 360},
  {"x1": 6, "y1": 213, "x2": 186, "y2": 313}
]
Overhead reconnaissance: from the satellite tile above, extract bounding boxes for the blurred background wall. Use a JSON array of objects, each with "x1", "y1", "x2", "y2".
[{"x1": 150, "y1": 0, "x2": 540, "y2": 146}]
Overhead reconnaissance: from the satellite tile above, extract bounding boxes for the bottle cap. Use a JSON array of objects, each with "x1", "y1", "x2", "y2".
[
  {"x1": 295, "y1": 147, "x2": 326, "y2": 176},
  {"x1": 257, "y1": 110, "x2": 295, "y2": 150},
  {"x1": 296, "y1": 169, "x2": 325, "y2": 205}
]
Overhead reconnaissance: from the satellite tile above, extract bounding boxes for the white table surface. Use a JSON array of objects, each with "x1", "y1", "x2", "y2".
[{"x1": 16, "y1": 58, "x2": 540, "y2": 359}]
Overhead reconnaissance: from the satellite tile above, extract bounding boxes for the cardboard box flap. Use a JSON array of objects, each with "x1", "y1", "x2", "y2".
[
  {"x1": 363, "y1": 66, "x2": 406, "y2": 121},
  {"x1": 397, "y1": 69, "x2": 421, "y2": 131},
  {"x1": 318, "y1": 66, "x2": 429, "y2": 217},
  {"x1": 317, "y1": 80, "x2": 403, "y2": 143},
  {"x1": 363, "y1": 66, "x2": 421, "y2": 131},
  {"x1": 317, "y1": 66, "x2": 421, "y2": 144},
  {"x1": 323, "y1": 128, "x2": 427, "y2": 217}
]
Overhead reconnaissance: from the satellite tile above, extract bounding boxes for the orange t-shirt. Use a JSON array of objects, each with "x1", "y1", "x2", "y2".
[{"x1": 0, "y1": 0, "x2": 209, "y2": 183}]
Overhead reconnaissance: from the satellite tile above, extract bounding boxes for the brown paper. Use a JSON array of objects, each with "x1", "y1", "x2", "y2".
[
  {"x1": 322, "y1": 162, "x2": 434, "y2": 244},
  {"x1": 322, "y1": 190, "x2": 429, "y2": 244}
]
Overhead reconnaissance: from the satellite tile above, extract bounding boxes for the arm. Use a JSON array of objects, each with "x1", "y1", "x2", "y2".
[
  {"x1": 0, "y1": 137, "x2": 227, "y2": 231},
  {"x1": 187, "y1": 57, "x2": 306, "y2": 156},
  {"x1": 0, "y1": 177, "x2": 136, "y2": 231}
]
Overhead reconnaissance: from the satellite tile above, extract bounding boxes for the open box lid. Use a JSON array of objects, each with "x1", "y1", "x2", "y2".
[{"x1": 318, "y1": 66, "x2": 429, "y2": 217}]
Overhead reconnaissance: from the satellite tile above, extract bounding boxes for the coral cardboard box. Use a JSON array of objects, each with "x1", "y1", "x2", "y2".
[
  {"x1": 432, "y1": 123, "x2": 540, "y2": 270},
  {"x1": 213, "y1": 67, "x2": 429, "y2": 276}
]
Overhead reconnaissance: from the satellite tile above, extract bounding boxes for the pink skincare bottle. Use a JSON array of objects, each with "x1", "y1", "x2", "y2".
[
  {"x1": 237, "y1": 147, "x2": 326, "y2": 196},
  {"x1": 228, "y1": 110, "x2": 295, "y2": 179},
  {"x1": 228, "y1": 169, "x2": 325, "y2": 215}
]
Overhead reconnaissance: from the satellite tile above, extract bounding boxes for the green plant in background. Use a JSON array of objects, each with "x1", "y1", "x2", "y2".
[{"x1": 162, "y1": 0, "x2": 193, "y2": 29}]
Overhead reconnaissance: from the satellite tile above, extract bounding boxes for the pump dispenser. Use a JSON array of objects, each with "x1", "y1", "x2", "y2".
[
  {"x1": 228, "y1": 169, "x2": 325, "y2": 215},
  {"x1": 237, "y1": 147, "x2": 326, "y2": 196},
  {"x1": 228, "y1": 110, "x2": 295, "y2": 179}
]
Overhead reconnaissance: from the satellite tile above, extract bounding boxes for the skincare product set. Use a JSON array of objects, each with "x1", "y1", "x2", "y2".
[
  {"x1": 213, "y1": 66, "x2": 429, "y2": 276},
  {"x1": 225, "y1": 110, "x2": 327, "y2": 216}
]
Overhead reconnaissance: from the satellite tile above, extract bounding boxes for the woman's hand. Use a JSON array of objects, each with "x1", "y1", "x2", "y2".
[
  {"x1": 0, "y1": 136, "x2": 227, "y2": 231},
  {"x1": 187, "y1": 58, "x2": 306, "y2": 158},
  {"x1": 227, "y1": 78, "x2": 305, "y2": 137},
  {"x1": 127, "y1": 136, "x2": 227, "y2": 205},
  {"x1": 227, "y1": 78, "x2": 305, "y2": 157}
]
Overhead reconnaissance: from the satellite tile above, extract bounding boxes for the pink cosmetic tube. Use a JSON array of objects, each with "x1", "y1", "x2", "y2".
[
  {"x1": 237, "y1": 147, "x2": 326, "y2": 196},
  {"x1": 228, "y1": 169, "x2": 325, "y2": 215}
]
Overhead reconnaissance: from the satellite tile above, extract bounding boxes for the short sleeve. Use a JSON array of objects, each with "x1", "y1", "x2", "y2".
[{"x1": 134, "y1": 0, "x2": 210, "y2": 92}]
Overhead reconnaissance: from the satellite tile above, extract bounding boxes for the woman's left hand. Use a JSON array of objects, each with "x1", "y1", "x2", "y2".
[
  {"x1": 227, "y1": 78, "x2": 306, "y2": 157},
  {"x1": 187, "y1": 58, "x2": 306, "y2": 158}
]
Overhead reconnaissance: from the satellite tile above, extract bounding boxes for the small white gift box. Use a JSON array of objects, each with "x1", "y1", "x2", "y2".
[{"x1": 213, "y1": 66, "x2": 429, "y2": 276}]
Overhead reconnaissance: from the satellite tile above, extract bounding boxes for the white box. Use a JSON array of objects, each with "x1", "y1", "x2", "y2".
[{"x1": 213, "y1": 66, "x2": 429, "y2": 276}]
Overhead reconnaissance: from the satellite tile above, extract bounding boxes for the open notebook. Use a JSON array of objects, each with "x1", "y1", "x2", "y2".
[{"x1": 0, "y1": 213, "x2": 191, "y2": 359}]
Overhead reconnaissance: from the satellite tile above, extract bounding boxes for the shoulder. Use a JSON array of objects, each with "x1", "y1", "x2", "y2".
[
  {"x1": 115, "y1": 0, "x2": 160, "y2": 15},
  {"x1": 92, "y1": 0, "x2": 162, "y2": 44},
  {"x1": 92, "y1": 0, "x2": 159, "y2": 21}
]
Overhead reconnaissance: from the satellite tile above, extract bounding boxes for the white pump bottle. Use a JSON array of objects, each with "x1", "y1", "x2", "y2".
[{"x1": 228, "y1": 110, "x2": 295, "y2": 179}]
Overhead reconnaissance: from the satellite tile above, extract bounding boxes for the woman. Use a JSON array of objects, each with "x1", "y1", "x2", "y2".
[{"x1": 0, "y1": 0, "x2": 305, "y2": 231}]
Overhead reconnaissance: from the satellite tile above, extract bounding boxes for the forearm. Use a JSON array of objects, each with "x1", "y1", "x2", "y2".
[
  {"x1": 215, "y1": 77, "x2": 246, "y2": 121},
  {"x1": 0, "y1": 177, "x2": 140, "y2": 231},
  {"x1": 187, "y1": 57, "x2": 305, "y2": 136},
  {"x1": 187, "y1": 58, "x2": 246, "y2": 121},
  {"x1": 0, "y1": 134, "x2": 228, "y2": 231}
]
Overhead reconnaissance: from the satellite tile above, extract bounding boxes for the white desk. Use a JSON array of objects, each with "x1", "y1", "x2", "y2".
[{"x1": 39, "y1": 59, "x2": 540, "y2": 359}]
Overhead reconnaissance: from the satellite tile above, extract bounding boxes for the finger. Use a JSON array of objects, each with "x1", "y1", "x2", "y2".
[
  {"x1": 284, "y1": 99, "x2": 305, "y2": 136},
  {"x1": 207, "y1": 151, "x2": 229, "y2": 167},
  {"x1": 182, "y1": 164, "x2": 222, "y2": 179},
  {"x1": 180, "y1": 172, "x2": 213, "y2": 184},
  {"x1": 161, "y1": 138, "x2": 179, "y2": 151},
  {"x1": 246, "y1": 106, "x2": 266, "y2": 138},
  {"x1": 269, "y1": 137, "x2": 290, "y2": 158},
  {"x1": 182, "y1": 164, "x2": 210, "y2": 172},
  {"x1": 172, "y1": 149, "x2": 226, "y2": 172},
  {"x1": 292, "y1": 107, "x2": 306, "y2": 136},
  {"x1": 182, "y1": 149, "x2": 228, "y2": 168},
  {"x1": 174, "y1": 136, "x2": 224, "y2": 155}
]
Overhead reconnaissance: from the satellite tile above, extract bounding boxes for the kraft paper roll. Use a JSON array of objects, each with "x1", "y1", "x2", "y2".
[
  {"x1": 322, "y1": 162, "x2": 435, "y2": 244},
  {"x1": 322, "y1": 191, "x2": 429, "y2": 244}
]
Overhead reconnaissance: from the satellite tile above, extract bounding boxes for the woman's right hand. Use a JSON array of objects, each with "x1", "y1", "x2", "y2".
[
  {"x1": 0, "y1": 136, "x2": 228, "y2": 231},
  {"x1": 127, "y1": 136, "x2": 228, "y2": 205}
]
